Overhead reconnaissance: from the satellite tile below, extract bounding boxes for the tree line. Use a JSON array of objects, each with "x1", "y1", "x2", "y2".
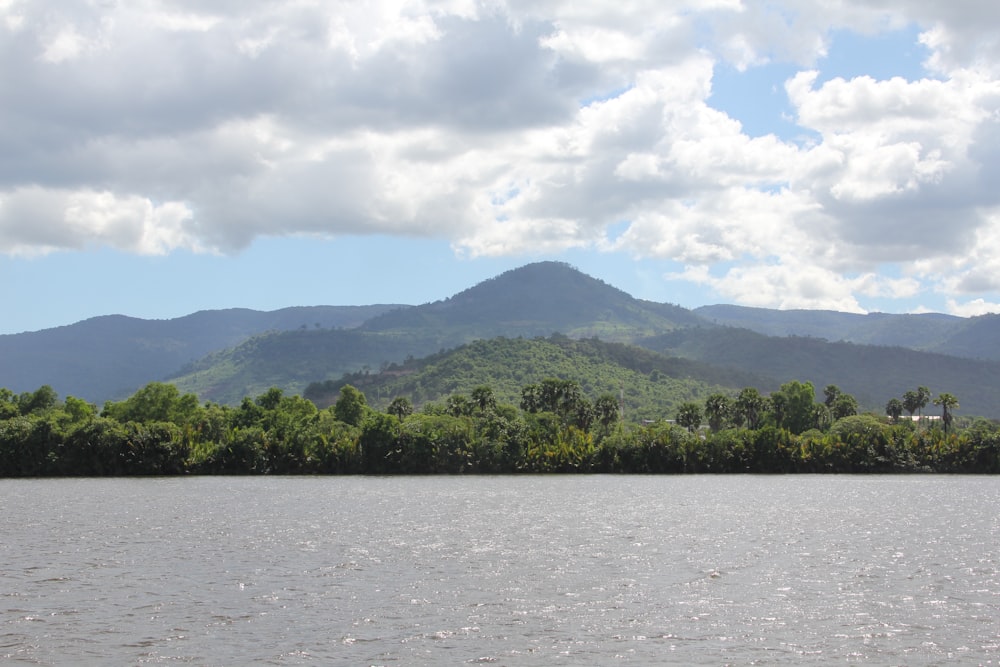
[{"x1": 0, "y1": 379, "x2": 997, "y2": 477}]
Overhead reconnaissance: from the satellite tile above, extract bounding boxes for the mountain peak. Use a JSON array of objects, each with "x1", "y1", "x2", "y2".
[
  {"x1": 359, "y1": 261, "x2": 700, "y2": 340},
  {"x1": 443, "y1": 261, "x2": 628, "y2": 310}
]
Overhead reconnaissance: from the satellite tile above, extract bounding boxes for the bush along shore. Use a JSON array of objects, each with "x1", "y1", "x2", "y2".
[{"x1": 1, "y1": 381, "x2": 997, "y2": 476}]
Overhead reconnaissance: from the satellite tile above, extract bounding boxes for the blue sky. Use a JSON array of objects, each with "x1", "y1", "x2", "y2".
[{"x1": 3, "y1": 2, "x2": 1000, "y2": 335}]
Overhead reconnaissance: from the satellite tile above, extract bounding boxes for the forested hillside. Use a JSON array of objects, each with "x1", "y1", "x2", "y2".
[
  {"x1": 695, "y1": 305, "x2": 1000, "y2": 360},
  {"x1": 302, "y1": 335, "x2": 776, "y2": 422},
  {"x1": 0, "y1": 305, "x2": 403, "y2": 401},
  {"x1": 639, "y1": 327, "x2": 1000, "y2": 416},
  {"x1": 168, "y1": 327, "x2": 439, "y2": 405},
  {"x1": 168, "y1": 262, "x2": 712, "y2": 404}
]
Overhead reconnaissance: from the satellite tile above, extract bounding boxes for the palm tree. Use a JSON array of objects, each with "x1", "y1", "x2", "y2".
[
  {"x1": 593, "y1": 394, "x2": 621, "y2": 428},
  {"x1": 520, "y1": 384, "x2": 541, "y2": 413},
  {"x1": 735, "y1": 387, "x2": 765, "y2": 430},
  {"x1": 387, "y1": 396, "x2": 413, "y2": 422},
  {"x1": 823, "y1": 384, "x2": 842, "y2": 409},
  {"x1": 704, "y1": 393, "x2": 732, "y2": 432},
  {"x1": 933, "y1": 393, "x2": 959, "y2": 433},
  {"x1": 916, "y1": 386, "x2": 931, "y2": 420},
  {"x1": 902, "y1": 390, "x2": 920, "y2": 420},
  {"x1": 885, "y1": 398, "x2": 903, "y2": 424},
  {"x1": 446, "y1": 394, "x2": 473, "y2": 417},
  {"x1": 676, "y1": 402, "x2": 702, "y2": 433},
  {"x1": 471, "y1": 385, "x2": 497, "y2": 414}
]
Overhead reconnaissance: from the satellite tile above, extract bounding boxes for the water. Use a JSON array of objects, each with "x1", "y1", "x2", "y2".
[{"x1": 2, "y1": 475, "x2": 998, "y2": 665}]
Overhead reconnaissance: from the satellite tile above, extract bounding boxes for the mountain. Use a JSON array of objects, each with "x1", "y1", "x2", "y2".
[
  {"x1": 360, "y1": 261, "x2": 705, "y2": 342},
  {"x1": 694, "y1": 305, "x2": 1000, "y2": 361},
  {"x1": 0, "y1": 305, "x2": 404, "y2": 402},
  {"x1": 5, "y1": 261, "x2": 1000, "y2": 418},
  {"x1": 932, "y1": 314, "x2": 1000, "y2": 360},
  {"x1": 638, "y1": 326, "x2": 1000, "y2": 416},
  {"x1": 167, "y1": 262, "x2": 710, "y2": 404},
  {"x1": 167, "y1": 262, "x2": 1000, "y2": 417}
]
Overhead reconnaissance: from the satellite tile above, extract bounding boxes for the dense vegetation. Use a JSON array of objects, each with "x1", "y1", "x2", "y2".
[
  {"x1": 640, "y1": 327, "x2": 1000, "y2": 415},
  {"x1": 2, "y1": 378, "x2": 997, "y2": 477},
  {"x1": 303, "y1": 335, "x2": 774, "y2": 422}
]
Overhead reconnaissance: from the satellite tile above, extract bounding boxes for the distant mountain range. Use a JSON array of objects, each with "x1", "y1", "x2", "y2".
[
  {"x1": 0, "y1": 305, "x2": 402, "y2": 402},
  {"x1": 694, "y1": 304, "x2": 1000, "y2": 360},
  {"x1": 2, "y1": 262, "x2": 998, "y2": 416}
]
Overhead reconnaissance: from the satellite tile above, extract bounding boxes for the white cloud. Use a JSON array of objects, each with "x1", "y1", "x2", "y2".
[
  {"x1": 946, "y1": 298, "x2": 1000, "y2": 317},
  {"x1": 39, "y1": 26, "x2": 87, "y2": 63},
  {"x1": 3, "y1": 0, "x2": 1000, "y2": 311},
  {"x1": 0, "y1": 187, "x2": 197, "y2": 256},
  {"x1": 666, "y1": 261, "x2": 869, "y2": 313}
]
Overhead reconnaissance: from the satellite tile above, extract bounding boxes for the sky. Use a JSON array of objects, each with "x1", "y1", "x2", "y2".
[{"x1": 3, "y1": 1, "x2": 1000, "y2": 335}]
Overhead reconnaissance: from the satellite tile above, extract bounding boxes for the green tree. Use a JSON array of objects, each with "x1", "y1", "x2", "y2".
[
  {"x1": 902, "y1": 390, "x2": 920, "y2": 420},
  {"x1": 831, "y1": 393, "x2": 859, "y2": 420},
  {"x1": 255, "y1": 386, "x2": 285, "y2": 411},
  {"x1": 102, "y1": 382, "x2": 200, "y2": 425},
  {"x1": 885, "y1": 398, "x2": 903, "y2": 424},
  {"x1": 593, "y1": 394, "x2": 621, "y2": 429},
  {"x1": 538, "y1": 378, "x2": 579, "y2": 414},
  {"x1": 63, "y1": 396, "x2": 96, "y2": 424},
  {"x1": 568, "y1": 397, "x2": 594, "y2": 432},
  {"x1": 735, "y1": 387, "x2": 765, "y2": 430},
  {"x1": 768, "y1": 392, "x2": 788, "y2": 429},
  {"x1": 59, "y1": 417, "x2": 131, "y2": 475},
  {"x1": 823, "y1": 384, "x2": 842, "y2": 409},
  {"x1": 704, "y1": 393, "x2": 732, "y2": 432},
  {"x1": 769, "y1": 380, "x2": 817, "y2": 434},
  {"x1": 676, "y1": 402, "x2": 702, "y2": 433},
  {"x1": 933, "y1": 392, "x2": 959, "y2": 433},
  {"x1": 387, "y1": 396, "x2": 414, "y2": 422},
  {"x1": 916, "y1": 386, "x2": 931, "y2": 420},
  {"x1": 470, "y1": 385, "x2": 497, "y2": 414},
  {"x1": 0, "y1": 388, "x2": 18, "y2": 419},
  {"x1": 18, "y1": 385, "x2": 58, "y2": 416},
  {"x1": 359, "y1": 411, "x2": 400, "y2": 474},
  {"x1": 333, "y1": 385, "x2": 369, "y2": 426},
  {"x1": 446, "y1": 394, "x2": 474, "y2": 417},
  {"x1": 520, "y1": 383, "x2": 542, "y2": 413}
]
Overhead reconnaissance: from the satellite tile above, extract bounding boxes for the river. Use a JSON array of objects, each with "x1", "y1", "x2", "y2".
[{"x1": 2, "y1": 475, "x2": 998, "y2": 665}]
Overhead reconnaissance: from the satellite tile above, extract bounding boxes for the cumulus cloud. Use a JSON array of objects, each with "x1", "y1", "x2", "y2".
[
  {"x1": 946, "y1": 298, "x2": 1000, "y2": 317},
  {"x1": 0, "y1": 186, "x2": 196, "y2": 256},
  {"x1": 2, "y1": 0, "x2": 1000, "y2": 310}
]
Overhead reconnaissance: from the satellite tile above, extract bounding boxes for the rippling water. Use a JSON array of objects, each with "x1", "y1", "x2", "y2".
[{"x1": 2, "y1": 475, "x2": 999, "y2": 665}]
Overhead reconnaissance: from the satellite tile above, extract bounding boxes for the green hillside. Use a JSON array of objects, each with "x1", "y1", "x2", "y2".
[
  {"x1": 935, "y1": 314, "x2": 1000, "y2": 360},
  {"x1": 169, "y1": 262, "x2": 709, "y2": 404},
  {"x1": 166, "y1": 263, "x2": 1000, "y2": 417},
  {"x1": 303, "y1": 335, "x2": 776, "y2": 423},
  {"x1": 694, "y1": 304, "x2": 1000, "y2": 360},
  {"x1": 640, "y1": 327, "x2": 1000, "y2": 416},
  {"x1": 361, "y1": 261, "x2": 704, "y2": 342},
  {"x1": 169, "y1": 328, "x2": 436, "y2": 405},
  {"x1": 0, "y1": 305, "x2": 404, "y2": 402}
]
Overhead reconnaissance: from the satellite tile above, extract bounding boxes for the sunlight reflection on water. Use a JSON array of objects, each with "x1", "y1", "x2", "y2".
[{"x1": 2, "y1": 475, "x2": 999, "y2": 665}]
